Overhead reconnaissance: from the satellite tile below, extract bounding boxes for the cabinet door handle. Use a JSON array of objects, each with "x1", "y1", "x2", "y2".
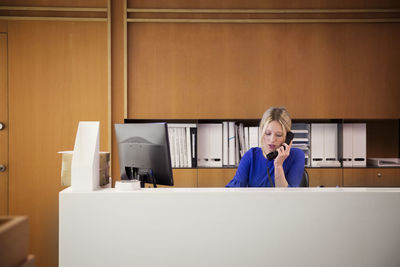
[{"x1": 377, "y1": 173, "x2": 382, "y2": 178}]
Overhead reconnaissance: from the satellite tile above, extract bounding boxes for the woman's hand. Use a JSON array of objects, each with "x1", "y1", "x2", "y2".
[{"x1": 274, "y1": 140, "x2": 293, "y2": 167}]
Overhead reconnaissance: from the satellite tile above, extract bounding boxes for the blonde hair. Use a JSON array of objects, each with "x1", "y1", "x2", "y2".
[{"x1": 259, "y1": 107, "x2": 292, "y2": 157}]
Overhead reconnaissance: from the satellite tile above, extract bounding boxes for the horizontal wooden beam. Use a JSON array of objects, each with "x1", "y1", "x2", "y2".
[
  {"x1": 0, "y1": 16, "x2": 107, "y2": 22},
  {"x1": 127, "y1": 18, "x2": 400, "y2": 24},
  {"x1": 0, "y1": 6, "x2": 107, "y2": 12},
  {"x1": 127, "y1": 8, "x2": 400, "y2": 14}
]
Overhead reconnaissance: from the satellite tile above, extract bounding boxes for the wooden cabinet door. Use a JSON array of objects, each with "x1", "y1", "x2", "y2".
[
  {"x1": 153, "y1": 169, "x2": 198, "y2": 188},
  {"x1": 198, "y1": 168, "x2": 237, "y2": 187},
  {"x1": 343, "y1": 168, "x2": 400, "y2": 187},
  {"x1": 306, "y1": 168, "x2": 343, "y2": 187}
]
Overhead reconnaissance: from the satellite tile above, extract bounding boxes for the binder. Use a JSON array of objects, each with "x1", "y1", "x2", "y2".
[
  {"x1": 324, "y1": 123, "x2": 338, "y2": 163},
  {"x1": 173, "y1": 128, "x2": 179, "y2": 168},
  {"x1": 167, "y1": 127, "x2": 175, "y2": 168},
  {"x1": 190, "y1": 127, "x2": 197, "y2": 168},
  {"x1": 244, "y1": 127, "x2": 249, "y2": 152},
  {"x1": 186, "y1": 127, "x2": 192, "y2": 168},
  {"x1": 341, "y1": 124, "x2": 353, "y2": 167},
  {"x1": 197, "y1": 123, "x2": 223, "y2": 167},
  {"x1": 238, "y1": 123, "x2": 245, "y2": 158},
  {"x1": 249, "y1": 127, "x2": 259, "y2": 148},
  {"x1": 228, "y1": 122, "x2": 236, "y2": 166},
  {"x1": 311, "y1": 124, "x2": 324, "y2": 167},
  {"x1": 177, "y1": 127, "x2": 184, "y2": 168},
  {"x1": 222, "y1": 122, "x2": 229, "y2": 166},
  {"x1": 235, "y1": 124, "x2": 239, "y2": 165},
  {"x1": 352, "y1": 123, "x2": 366, "y2": 167}
]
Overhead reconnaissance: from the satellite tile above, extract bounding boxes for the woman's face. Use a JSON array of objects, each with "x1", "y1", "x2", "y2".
[{"x1": 263, "y1": 121, "x2": 285, "y2": 154}]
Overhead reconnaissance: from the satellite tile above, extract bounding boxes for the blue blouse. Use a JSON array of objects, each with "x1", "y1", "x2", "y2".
[{"x1": 226, "y1": 147, "x2": 305, "y2": 187}]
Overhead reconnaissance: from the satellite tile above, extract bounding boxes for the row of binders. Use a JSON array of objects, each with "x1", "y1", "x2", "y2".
[
  {"x1": 198, "y1": 122, "x2": 260, "y2": 168},
  {"x1": 311, "y1": 123, "x2": 366, "y2": 167},
  {"x1": 167, "y1": 122, "x2": 259, "y2": 168},
  {"x1": 167, "y1": 122, "x2": 367, "y2": 168},
  {"x1": 167, "y1": 124, "x2": 197, "y2": 168}
]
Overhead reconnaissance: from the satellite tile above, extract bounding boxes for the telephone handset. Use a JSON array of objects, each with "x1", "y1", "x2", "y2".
[{"x1": 266, "y1": 131, "x2": 294, "y2": 161}]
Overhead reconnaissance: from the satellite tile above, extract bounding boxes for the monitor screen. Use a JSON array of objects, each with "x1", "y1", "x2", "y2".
[{"x1": 114, "y1": 123, "x2": 173, "y2": 187}]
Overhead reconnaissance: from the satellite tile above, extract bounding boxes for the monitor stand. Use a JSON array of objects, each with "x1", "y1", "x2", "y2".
[{"x1": 126, "y1": 167, "x2": 157, "y2": 188}]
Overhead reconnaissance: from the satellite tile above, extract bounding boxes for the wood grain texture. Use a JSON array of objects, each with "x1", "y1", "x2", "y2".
[
  {"x1": 0, "y1": 34, "x2": 8, "y2": 215},
  {"x1": 0, "y1": 0, "x2": 107, "y2": 7},
  {"x1": 152, "y1": 168, "x2": 197, "y2": 187},
  {"x1": 128, "y1": 0, "x2": 400, "y2": 9},
  {"x1": 0, "y1": 21, "x2": 7, "y2": 32},
  {"x1": 8, "y1": 20, "x2": 108, "y2": 267},
  {"x1": 127, "y1": 23, "x2": 400, "y2": 119},
  {"x1": 111, "y1": 0, "x2": 126, "y2": 185},
  {"x1": 343, "y1": 168, "x2": 400, "y2": 186},
  {"x1": 197, "y1": 168, "x2": 237, "y2": 187},
  {"x1": 307, "y1": 168, "x2": 343, "y2": 187}
]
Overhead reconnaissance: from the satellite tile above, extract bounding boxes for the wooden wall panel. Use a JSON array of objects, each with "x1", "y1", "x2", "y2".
[
  {"x1": 0, "y1": 34, "x2": 8, "y2": 215},
  {"x1": 8, "y1": 20, "x2": 108, "y2": 267},
  {"x1": 127, "y1": 23, "x2": 400, "y2": 119},
  {"x1": 307, "y1": 168, "x2": 343, "y2": 187},
  {"x1": 111, "y1": 0, "x2": 126, "y2": 186},
  {"x1": 129, "y1": 0, "x2": 400, "y2": 9},
  {"x1": 198, "y1": 168, "x2": 237, "y2": 187},
  {"x1": 0, "y1": 22, "x2": 7, "y2": 33}
]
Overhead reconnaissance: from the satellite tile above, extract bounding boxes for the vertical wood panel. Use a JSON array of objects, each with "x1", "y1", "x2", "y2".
[
  {"x1": 8, "y1": 20, "x2": 108, "y2": 267},
  {"x1": 198, "y1": 168, "x2": 237, "y2": 187},
  {"x1": 111, "y1": 0, "x2": 126, "y2": 185},
  {"x1": 0, "y1": 22, "x2": 7, "y2": 33},
  {"x1": 307, "y1": 168, "x2": 343, "y2": 187},
  {"x1": 0, "y1": 34, "x2": 8, "y2": 215},
  {"x1": 154, "y1": 169, "x2": 197, "y2": 187},
  {"x1": 128, "y1": 23, "x2": 400, "y2": 119}
]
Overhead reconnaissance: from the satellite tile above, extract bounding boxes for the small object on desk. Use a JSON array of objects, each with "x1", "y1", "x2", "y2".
[
  {"x1": 115, "y1": 180, "x2": 141, "y2": 191},
  {"x1": 367, "y1": 158, "x2": 400, "y2": 167}
]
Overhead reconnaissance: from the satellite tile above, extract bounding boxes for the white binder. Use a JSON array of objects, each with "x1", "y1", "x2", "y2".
[
  {"x1": 222, "y1": 122, "x2": 228, "y2": 166},
  {"x1": 324, "y1": 123, "x2": 338, "y2": 163},
  {"x1": 311, "y1": 124, "x2": 324, "y2": 167},
  {"x1": 352, "y1": 123, "x2": 366, "y2": 167},
  {"x1": 228, "y1": 122, "x2": 236, "y2": 166},
  {"x1": 249, "y1": 127, "x2": 259, "y2": 148},
  {"x1": 197, "y1": 123, "x2": 223, "y2": 167},
  {"x1": 342, "y1": 124, "x2": 353, "y2": 167}
]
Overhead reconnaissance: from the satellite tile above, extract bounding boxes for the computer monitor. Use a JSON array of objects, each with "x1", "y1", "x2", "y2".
[{"x1": 114, "y1": 123, "x2": 173, "y2": 187}]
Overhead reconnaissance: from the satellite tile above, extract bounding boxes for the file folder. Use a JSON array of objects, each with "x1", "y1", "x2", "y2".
[
  {"x1": 341, "y1": 124, "x2": 353, "y2": 167},
  {"x1": 222, "y1": 122, "x2": 228, "y2": 166},
  {"x1": 190, "y1": 127, "x2": 197, "y2": 168},
  {"x1": 197, "y1": 123, "x2": 223, "y2": 167},
  {"x1": 352, "y1": 123, "x2": 366, "y2": 167},
  {"x1": 228, "y1": 122, "x2": 236, "y2": 166},
  {"x1": 249, "y1": 127, "x2": 259, "y2": 148},
  {"x1": 311, "y1": 124, "x2": 324, "y2": 167},
  {"x1": 324, "y1": 123, "x2": 338, "y2": 163}
]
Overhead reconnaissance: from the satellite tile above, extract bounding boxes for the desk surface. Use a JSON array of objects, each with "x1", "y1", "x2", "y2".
[{"x1": 60, "y1": 187, "x2": 400, "y2": 267}]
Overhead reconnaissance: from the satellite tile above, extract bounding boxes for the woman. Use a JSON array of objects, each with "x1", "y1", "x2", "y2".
[{"x1": 226, "y1": 107, "x2": 305, "y2": 187}]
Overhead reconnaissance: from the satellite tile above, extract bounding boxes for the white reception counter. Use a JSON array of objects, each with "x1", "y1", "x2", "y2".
[{"x1": 59, "y1": 187, "x2": 400, "y2": 267}]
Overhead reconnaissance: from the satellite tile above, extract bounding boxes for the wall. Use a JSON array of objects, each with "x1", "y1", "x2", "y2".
[
  {"x1": 126, "y1": 1, "x2": 400, "y2": 119},
  {"x1": 1, "y1": 1, "x2": 109, "y2": 266}
]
